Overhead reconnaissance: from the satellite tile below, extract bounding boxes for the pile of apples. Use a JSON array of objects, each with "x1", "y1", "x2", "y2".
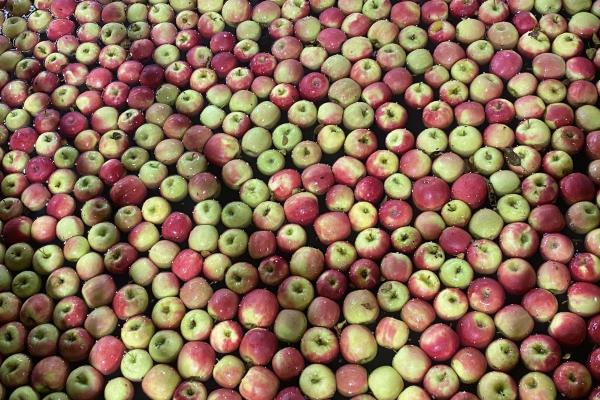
[{"x1": 2, "y1": 0, "x2": 600, "y2": 398}]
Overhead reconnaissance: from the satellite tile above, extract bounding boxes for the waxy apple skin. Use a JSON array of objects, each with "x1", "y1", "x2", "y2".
[{"x1": 2, "y1": 1, "x2": 600, "y2": 399}]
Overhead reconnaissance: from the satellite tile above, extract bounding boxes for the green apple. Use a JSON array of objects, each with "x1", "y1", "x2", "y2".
[
  {"x1": 469, "y1": 208, "x2": 504, "y2": 240},
  {"x1": 299, "y1": 364, "x2": 336, "y2": 400},
  {"x1": 159, "y1": 175, "x2": 188, "y2": 202},
  {"x1": 229, "y1": 90, "x2": 257, "y2": 114},
  {"x1": 251, "y1": 101, "x2": 281, "y2": 129},
  {"x1": 176, "y1": 152, "x2": 206, "y2": 179},
  {"x1": 432, "y1": 153, "x2": 465, "y2": 183},
  {"x1": 393, "y1": 345, "x2": 431, "y2": 384},
  {"x1": 241, "y1": 127, "x2": 272, "y2": 157},
  {"x1": 141, "y1": 196, "x2": 171, "y2": 224},
  {"x1": 398, "y1": 386, "x2": 429, "y2": 400},
  {"x1": 390, "y1": 226, "x2": 421, "y2": 253},
  {"x1": 497, "y1": 194, "x2": 530, "y2": 222},
  {"x1": 32, "y1": 245, "x2": 64, "y2": 275},
  {"x1": 9, "y1": 385, "x2": 38, "y2": 400},
  {"x1": 148, "y1": 240, "x2": 180, "y2": 269},
  {"x1": 324, "y1": 241, "x2": 357, "y2": 271},
  {"x1": 221, "y1": 201, "x2": 252, "y2": 228},
  {"x1": 66, "y1": 366, "x2": 104, "y2": 400},
  {"x1": 120, "y1": 349, "x2": 154, "y2": 382},
  {"x1": 439, "y1": 258, "x2": 474, "y2": 289},
  {"x1": 199, "y1": 105, "x2": 225, "y2": 129},
  {"x1": 121, "y1": 316, "x2": 155, "y2": 350},
  {"x1": 180, "y1": 310, "x2": 213, "y2": 341},
  {"x1": 121, "y1": 147, "x2": 149, "y2": 173},
  {"x1": 114, "y1": 206, "x2": 143, "y2": 233},
  {"x1": 291, "y1": 140, "x2": 322, "y2": 169},
  {"x1": 399, "y1": 26, "x2": 428, "y2": 51},
  {"x1": 376, "y1": 281, "x2": 409, "y2": 312},
  {"x1": 4, "y1": 243, "x2": 33, "y2": 272},
  {"x1": 316, "y1": 125, "x2": 345, "y2": 154},
  {"x1": 192, "y1": 200, "x2": 222, "y2": 225},
  {"x1": 384, "y1": 173, "x2": 412, "y2": 199},
  {"x1": 129, "y1": 258, "x2": 158, "y2": 287},
  {"x1": 134, "y1": 124, "x2": 164, "y2": 150},
  {"x1": 206, "y1": 84, "x2": 232, "y2": 107},
  {"x1": 288, "y1": 100, "x2": 318, "y2": 128},
  {"x1": 218, "y1": 229, "x2": 249, "y2": 258},
  {"x1": 272, "y1": 123, "x2": 303, "y2": 152},
  {"x1": 188, "y1": 225, "x2": 219, "y2": 253},
  {"x1": 368, "y1": 366, "x2": 404, "y2": 400},
  {"x1": 343, "y1": 290, "x2": 379, "y2": 325},
  {"x1": 519, "y1": 372, "x2": 557, "y2": 399},
  {"x1": 53, "y1": 146, "x2": 78, "y2": 169},
  {"x1": 274, "y1": 309, "x2": 307, "y2": 343},
  {"x1": 277, "y1": 276, "x2": 315, "y2": 310},
  {"x1": 472, "y1": 146, "x2": 504, "y2": 175},
  {"x1": 253, "y1": 202, "x2": 286, "y2": 231},
  {"x1": 257, "y1": 149, "x2": 285, "y2": 176},
  {"x1": 202, "y1": 253, "x2": 231, "y2": 282},
  {"x1": 151, "y1": 272, "x2": 179, "y2": 299},
  {"x1": 477, "y1": 372, "x2": 517, "y2": 400},
  {"x1": 12, "y1": 270, "x2": 41, "y2": 298},
  {"x1": 239, "y1": 179, "x2": 270, "y2": 208},
  {"x1": 441, "y1": 200, "x2": 472, "y2": 227},
  {"x1": 434, "y1": 288, "x2": 469, "y2": 321},
  {"x1": 490, "y1": 170, "x2": 521, "y2": 195},
  {"x1": 56, "y1": 216, "x2": 85, "y2": 242},
  {"x1": 406, "y1": 48, "x2": 433, "y2": 75},
  {"x1": 63, "y1": 236, "x2": 91, "y2": 262},
  {"x1": 104, "y1": 377, "x2": 134, "y2": 400},
  {"x1": 449, "y1": 125, "x2": 483, "y2": 157},
  {"x1": 148, "y1": 330, "x2": 183, "y2": 363},
  {"x1": 416, "y1": 128, "x2": 448, "y2": 154},
  {"x1": 0, "y1": 353, "x2": 32, "y2": 387},
  {"x1": 0, "y1": 265, "x2": 11, "y2": 291},
  {"x1": 87, "y1": 222, "x2": 120, "y2": 252},
  {"x1": 343, "y1": 102, "x2": 374, "y2": 130},
  {"x1": 485, "y1": 339, "x2": 519, "y2": 372}
]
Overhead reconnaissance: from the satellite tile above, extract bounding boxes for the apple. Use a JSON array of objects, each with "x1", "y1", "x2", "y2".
[
  {"x1": 66, "y1": 365, "x2": 105, "y2": 400},
  {"x1": 520, "y1": 334, "x2": 561, "y2": 372},
  {"x1": 339, "y1": 324, "x2": 377, "y2": 364},
  {"x1": 368, "y1": 366, "x2": 404, "y2": 400},
  {"x1": 518, "y1": 372, "x2": 557, "y2": 400},
  {"x1": 119, "y1": 348, "x2": 153, "y2": 383},
  {"x1": 477, "y1": 372, "x2": 517, "y2": 400},
  {"x1": 456, "y1": 311, "x2": 495, "y2": 349},
  {"x1": 553, "y1": 362, "x2": 592, "y2": 399},
  {"x1": 273, "y1": 309, "x2": 307, "y2": 343},
  {"x1": 89, "y1": 335, "x2": 125, "y2": 376},
  {"x1": 239, "y1": 366, "x2": 280, "y2": 400},
  {"x1": 451, "y1": 347, "x2": 487, "y2": 384},
  {"x1": 272, "y1": 347, "x2": 304, "y2": 381},
  {"x1": 142, "y1": 364, "x2": 181, "y2": 400},
  {"x1": 548, "y1": 311, "x2": 587, "y2": 347},
  {"x1": 494, "y1": 304, "x2": 534, "y2": 341},
  {"x1": 335, "y1": 364, "x2": 368, "y2": 397},
  {"x1": 419, "y1": 323, "x2": 459, "y2": 362},
  {"x1": 521, "y1": 288, "x2": 558, "y2": 322},
  {"x1": 423, "y1": 364, "x2": 459, "y2": 399},
  {"x1": 177, "y1": 341, "x2": 215, "y2": 381},
  {"x1": 392, "y1": 344, "x2": 431, "y2": 384},
  {"x1": 299, "y1": 364, "x2": 335, "y2": 400}
]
